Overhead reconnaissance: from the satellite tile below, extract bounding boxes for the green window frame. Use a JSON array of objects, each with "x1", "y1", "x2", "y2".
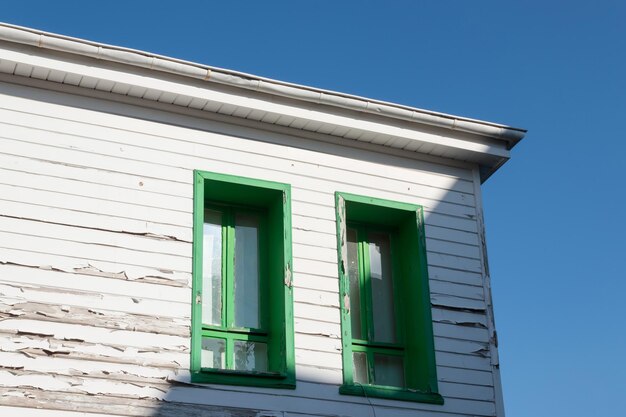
[
  {"x1": 335, "y1": 192, "x2": 443, "y2": 404},
  {"x1": 191, "y1": 170, "x2": 295, "y2": 389}
]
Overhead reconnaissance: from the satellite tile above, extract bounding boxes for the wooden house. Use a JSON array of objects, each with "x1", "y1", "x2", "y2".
[{"x1": 0, "y1": 23, "x2": 525, "y2": 417}]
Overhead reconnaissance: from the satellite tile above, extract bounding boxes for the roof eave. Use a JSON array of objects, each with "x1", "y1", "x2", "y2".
[{"x1": 0, "y1": 22, "x2": 526, "y2": 181}]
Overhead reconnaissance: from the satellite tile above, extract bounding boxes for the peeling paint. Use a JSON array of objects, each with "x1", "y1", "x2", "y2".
[
  {"x1": 337, "y1": 196, "x2": 347, "y2": 278},
  {"x1": 430, "y1": 296, "x2": 486, "y2": 313},
  {"x1": 16, "y1": 330, "x2": 54, "y2": 338},
  {"x1": 2, "y1": 260, "x2": 189, "y2": 288},
  {"x1": 1, "y1": 334, "x2": 187, "y2": 369},
  {"x1": 73, "y1": 265, "x2": 127, "y2": 280},
  {"x1": 0, "y1": 386, "x2": 265, "y2": 417},
  {"x1": 472, "y1": 347, "x2": 491, "y2": 358},
  {"x1": 284, "y1": 262, "x2": 293, "y2": 288},
  {"x1": 438, "y1": 320, "x2": 487, "y2": 329}
]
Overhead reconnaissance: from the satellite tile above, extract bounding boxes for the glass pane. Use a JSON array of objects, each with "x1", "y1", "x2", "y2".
[
  {"x1": 201, "y1": 338, "x2": 225, "y2": 369},
  {"x1": 374, "y1": 354, "x2": 404, "y2": 388},
  {"x1": 233, "y1": 213, "x2": 260, "y2": 328},
  {"x1": 202, "y1": 209, "x2": 222, "y2": 326},
  {"x1": 234, "y1": 341, "x2": 268, "y2": 372},
  {"x1": 347, "y1": 228, "x2": 362, "y2": 339},
  {"x1": 352, "y1": 351, "x2": 368, "y2": 384},
  {"x1": 368, "y1": 232, "x2": 396, "y2": 343}
]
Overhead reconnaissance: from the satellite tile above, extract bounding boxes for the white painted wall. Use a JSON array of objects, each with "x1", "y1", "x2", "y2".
[{"x1": 0, "y1": 78, "x2": 499, "y2": 417}]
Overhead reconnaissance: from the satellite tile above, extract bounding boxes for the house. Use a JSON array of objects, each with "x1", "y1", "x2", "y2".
[{"x1": 0, "y1": 23, "x2": 525, "y2": 417}]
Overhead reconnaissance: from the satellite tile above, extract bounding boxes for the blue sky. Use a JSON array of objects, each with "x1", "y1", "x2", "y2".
[{"x1": 2, "y1": 2, "x2": 625, "y2": 416}]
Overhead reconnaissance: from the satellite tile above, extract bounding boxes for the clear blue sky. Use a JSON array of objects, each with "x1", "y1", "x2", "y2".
[{"x1": 2, "y1": 2, "x2": 625, "y2": 416}]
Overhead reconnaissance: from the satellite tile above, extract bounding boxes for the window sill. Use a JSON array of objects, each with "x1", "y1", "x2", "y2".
[
  {"x1": 339, "y1": 384, "x2": 444, "y2": 405},
  {"x1": 191, "y1": 369, "x2": 296, "y2": 389}
]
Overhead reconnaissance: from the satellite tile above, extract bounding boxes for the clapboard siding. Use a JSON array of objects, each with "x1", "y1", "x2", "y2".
[
  {"x1": 0, "y1": 245, "x2": 191, "y2": 282},
  {"x1": 429, "y1": 266, "x2": 484, "y2": 287},
  {"x1": 0, "y1": 157, "x2": 479, "y2": 234},
  {"x1": 0, "y1": 217, "x2": 190, "y2": 258},
  {"x1": 0, "y1": 332, "x2": 491, "y2": 394},
  {"x1": 0, "y1": 282, "x2": 188, "y2": 319},
  {"x1": 293, "y1": 274, "x2": 339, "y2": 293},
  {"x1": 0, "y1": 83, "x2": 476, "y2": 182},
  {"x1": 0, "y1": 165, "x2": 191, "y2": 212},
  {"x1": 0, "y1": 384, "x2": 495, "y2": 417},
  {"x1": 0, "y1": 260, "x2": 190, "y2": 300},
  {"x1": 0, "y1": 231, "x2": 190, "y2": 273},
  {"x1": 0, "y1": 152, "x2": 192, "y2": 198},
  {"x1": 0, "y1": 81, "x2": 497, "y2": 417},
  {"x1": 0, "y1": 303, "x2": 190, "y2": 338},
  {"x1": 0, "y1": 118, "x2": 476, "y2": 208},
  {"x1": 0, "y1": 333, "x2": 188, "y2": 367},
  {"x1": 0, "y1": 106, "x2": 476, "y2": 205},
  {"x1": 0, "y1": 319, "x2": 190, "y2": 350},
  {"x1": 0, "y1": 199, "x2": 192, "y2": 243}
]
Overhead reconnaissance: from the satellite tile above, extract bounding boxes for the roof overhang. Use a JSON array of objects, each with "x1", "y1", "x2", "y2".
[{"x1": 0, "y1": 23, "x2": 526, "y2": 182}]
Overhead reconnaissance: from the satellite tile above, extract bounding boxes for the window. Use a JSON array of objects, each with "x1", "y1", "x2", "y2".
[
  {"x1": 335, "y1": 192, "x2": 443, "y2": 404},
  {"x1": 191, "y1": 170, "x2": 295, "y2": 388}
]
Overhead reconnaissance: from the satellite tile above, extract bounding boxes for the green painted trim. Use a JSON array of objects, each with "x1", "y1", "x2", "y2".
[
  {"x1": 258, "y1": 210, "x2": 270, "y2": 333},
  {"x1": 224, "y1": 207, "x2": 235, "y2": 341},
  {"x1": 360, "y1": 227, "x2": 374, "y2": 343},
  {"x1": 281, "y1": 185, "x2": 296, "y2": 385},
  {"x1": 195, "y1": 170, "x2": 290, "y2": 192},
  {"x1": 415, "y1": 205, "x2": 440, "y2": 392},
  {"x1": 390, "y1": 231, "x2": 406, "y2": 346},
  {"x1": 335, "y1": 192, "x2": 420, "y2": 212},
  {"x1": 335, "y1": 193, "x2": 355, "y2": 386},
  {"x1": 339, "y1": 384, "x2": 444, "y2": 405},
  {"x1": 202, "y1": 329, "x2": 268, "y2": 343},
  {"x1": 191, "y1": 370, "x2": 295, "y2": 389},
  {"x1": 191, "y1": 170, "x2": 295, "y2": 389},
  {"x1": 334, "y1": 191, "x2": 442, "y2": 404},
  {"x1": 191, "y1": 171, "x2": 205, "y2": 374}
]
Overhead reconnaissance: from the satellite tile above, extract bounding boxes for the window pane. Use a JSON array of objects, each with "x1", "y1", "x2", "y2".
[
  {"x1": 374, "y1": 354, "x2": 404, "y2": 388},
  {"x1": 368, "y1": 232, "x2": 396, "y2": 343},
  {"x1": 346, "y1": 228, "x2": 362, "y2": 339},
  {"x1": 234, "y1": 341, "x2": 268, "y2": 372},
  {"x1": 352, "y1": 351, "x2": 368, "y2": 384},
  {"x1": 233, "y1": 213, "x2": 260, "y2": 328},
  {"x1": 201, "y1": 338, "x2": 225, "y2": 369},
  {"x1": 203, "y1": 209, "x2": 222, "y2": 326}
]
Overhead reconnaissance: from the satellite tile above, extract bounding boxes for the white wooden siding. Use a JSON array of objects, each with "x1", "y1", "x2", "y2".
[{"x1": 0, "y1": 80, "x2": 496, "y2": 416}]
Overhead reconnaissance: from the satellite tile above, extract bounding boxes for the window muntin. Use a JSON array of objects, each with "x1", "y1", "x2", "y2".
[
  {"x1": 335, "y1": 192, "x2": 442, "y2": 404},
  {"x1": 191, "y1": 171, "x2": 295, "y2": 389}
]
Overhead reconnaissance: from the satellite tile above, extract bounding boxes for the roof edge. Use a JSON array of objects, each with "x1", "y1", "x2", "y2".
[{"x1": 0, "y1": 22, "x2": 526, "y2": 147}]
